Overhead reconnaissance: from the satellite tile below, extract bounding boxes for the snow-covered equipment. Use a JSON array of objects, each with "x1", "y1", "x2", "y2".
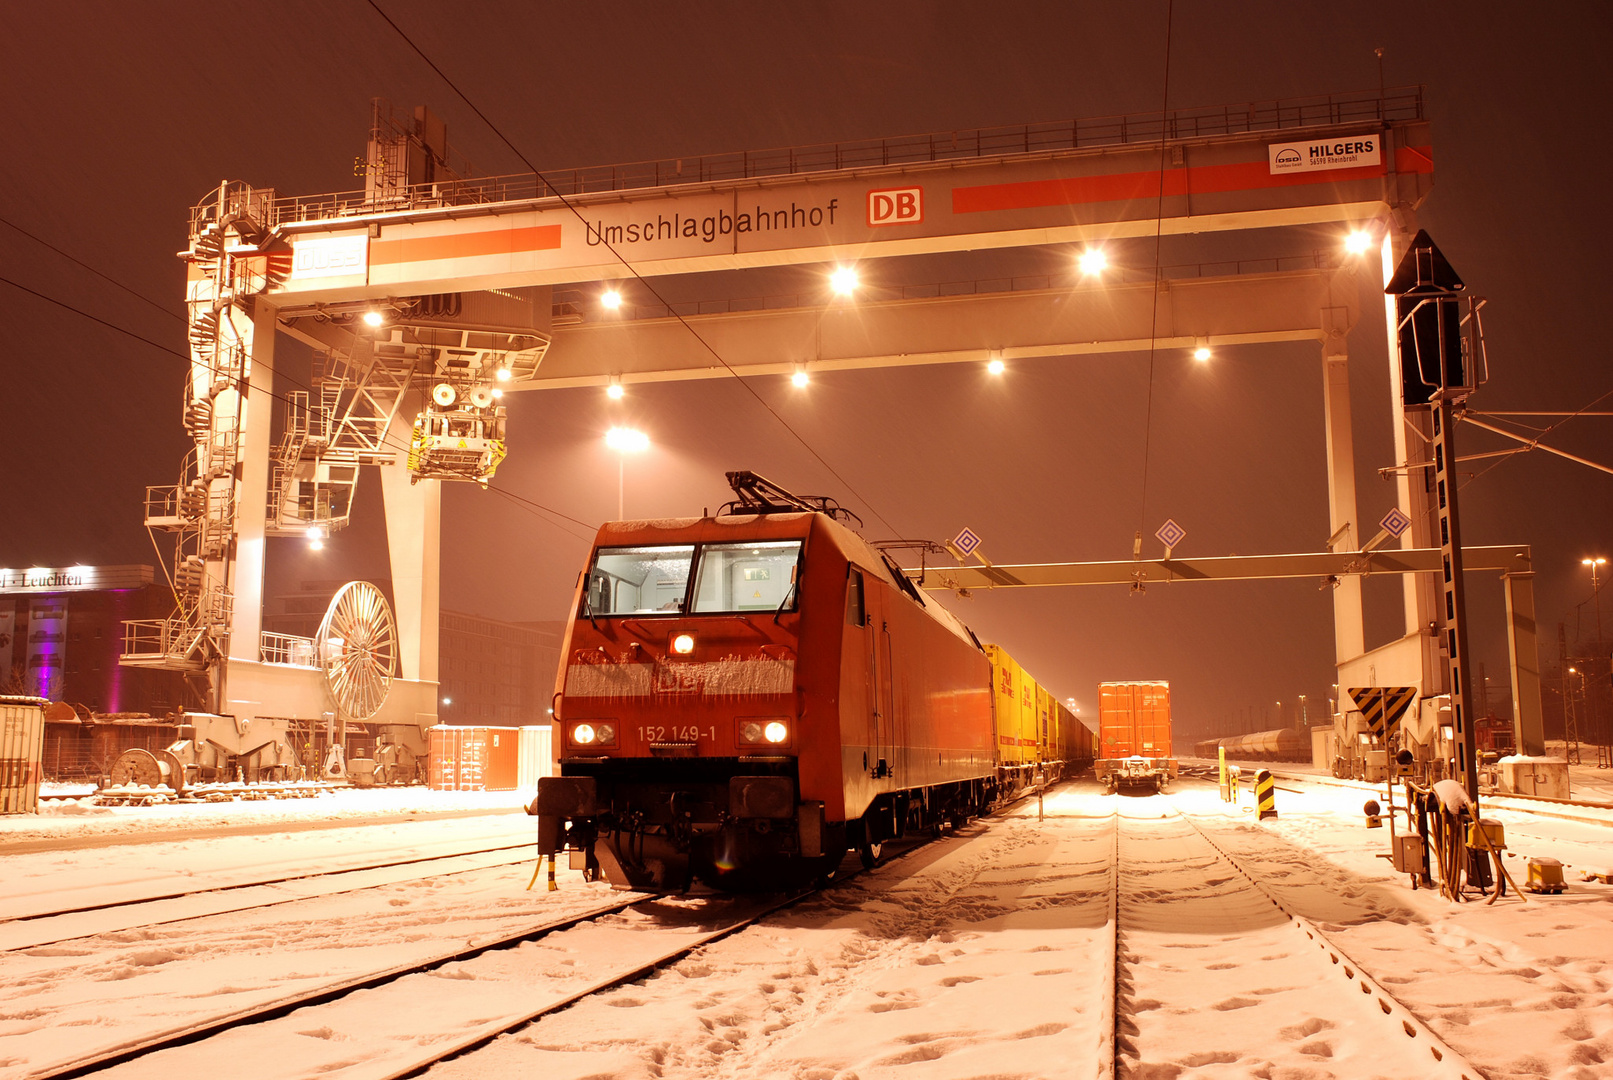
[{"x1": 1525, "y1": 857, "x2": 1565, "y2": 894}]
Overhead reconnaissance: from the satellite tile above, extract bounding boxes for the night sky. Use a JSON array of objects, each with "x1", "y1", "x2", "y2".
[{"x1": 3, "y1": 2, "x2": 1610, "y2": 739}]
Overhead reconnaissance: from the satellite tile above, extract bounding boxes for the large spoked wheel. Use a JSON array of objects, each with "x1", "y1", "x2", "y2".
[{"x1": 318, "y1": 581, "x2": 398, "y2": 721}]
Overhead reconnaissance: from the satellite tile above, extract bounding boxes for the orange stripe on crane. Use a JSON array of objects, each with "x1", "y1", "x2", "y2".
[
  {"x1": 952, "y1": 155, "x2": 1403, "y2": 215},
  {"x1": 370, "y1": 224, "x2": 564, "y2": 265}
]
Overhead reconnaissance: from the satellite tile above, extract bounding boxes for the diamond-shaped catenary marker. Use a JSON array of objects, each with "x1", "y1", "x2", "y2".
[
  {"x1": 1155, "y1": 519, "x2": 1186, "y2": 549},
  {"x1": 952, "y1": 527, "x2": 982, "y2": 557},
  {"x1": 1380, "y1": 507, "x2": 1412, "y2": 538}
]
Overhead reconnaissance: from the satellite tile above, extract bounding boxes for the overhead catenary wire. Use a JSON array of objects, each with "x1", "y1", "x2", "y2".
[
  {"x1": 0, "y1": 273, "x2": 599, "y2": 546},
  {"x1": 362, "y1": 0, "x2": 898, "y2": 538},
  {"x1": 1459, "y1": 385, "x2": 1613, "y2": 487},
  {"x1": 1133, "y1": 0, "x2": 1175, "y2": 554},
  {"x1": 0, "y1": 272, "x2": 316, "y2": 400},
  {"x1": 0, "y1": 213, "x2": 187, "y2": 324}
]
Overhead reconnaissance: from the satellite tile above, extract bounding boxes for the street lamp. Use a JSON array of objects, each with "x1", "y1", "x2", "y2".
[
  {"x1": 1298, "y1": 694, "x2": 1308, "y2": 727},
  {"x1": 605, "y1": 427, "x2": 649, "y2": 519},
  {"x1": 1583, "y1": 557, "x2": 1607, "y2": 643}
]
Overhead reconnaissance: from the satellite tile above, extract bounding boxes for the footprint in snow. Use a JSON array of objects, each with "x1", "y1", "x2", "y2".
[
  {"x1": 1178, "y1": 1050, "x2": 1239, "y2": 1066},
  {"x1": 1277, "y1": 1017, "x2": 1333, "y2": 1040},
  {"x1": 1211, "y1": 996, "x2": 1261, "y2": 1011}
]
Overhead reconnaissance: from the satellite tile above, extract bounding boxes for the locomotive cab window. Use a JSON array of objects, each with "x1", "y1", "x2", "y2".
[
  {"x1": 584, "y1": 545, "x2": 695, "y2": 615},
  {"x1": 845, "y1": 567, "x2": 865, "y2": 626},
  {"x1": 691, "y1": 540, "x2": 803, "y2": 613}
]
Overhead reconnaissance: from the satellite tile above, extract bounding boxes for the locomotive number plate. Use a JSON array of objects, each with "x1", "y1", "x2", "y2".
[{"x1": 638, "y1": 725, "x2": 717, "y2": 743}]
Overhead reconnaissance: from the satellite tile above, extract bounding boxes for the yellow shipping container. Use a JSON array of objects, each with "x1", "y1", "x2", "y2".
[{"x1": 984, "y1": 645, "x2": 1037, "y2": 766}]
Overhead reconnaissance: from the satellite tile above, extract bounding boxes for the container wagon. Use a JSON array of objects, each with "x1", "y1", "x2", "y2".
[{"x1": 1095, "y1": 681, "x2": 1176, "y2": 792}]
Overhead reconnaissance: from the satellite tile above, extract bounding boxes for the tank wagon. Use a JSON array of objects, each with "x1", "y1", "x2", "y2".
[
  {"x1": 1193, "y1": 727, "x2": 1309, "y2": 763},
  {"x1": 532, "y1": 473, "x2": 1094, "y2": 892}
]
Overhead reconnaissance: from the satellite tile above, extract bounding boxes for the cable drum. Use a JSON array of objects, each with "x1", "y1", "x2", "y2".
[{"x1": 318, "y1": 581, "x2": 398, "y2": 721}]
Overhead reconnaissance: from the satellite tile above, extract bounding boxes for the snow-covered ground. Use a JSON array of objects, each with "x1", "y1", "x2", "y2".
[{"x1": 2, "y1": 775, "x2": 1610, "y2": 1080}]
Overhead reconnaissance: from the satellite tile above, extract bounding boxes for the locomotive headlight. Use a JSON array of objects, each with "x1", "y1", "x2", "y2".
[
  {"x1": 570, "y1": 722, "x2": 616, "y2": 747},
  {"x1": 671, "y1": 633, "x2": 695, "y2": 655},
  {"x1": 740, "y1": 721, "x2": 764, "y2": 744},
  {"x1": 763, "y1": 721, "x2": 789, "y2": 744}
]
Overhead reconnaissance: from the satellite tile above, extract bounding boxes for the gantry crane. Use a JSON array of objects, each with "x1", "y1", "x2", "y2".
[{"x1": 117, "y1": 89, "x2": 1544, "y2": 783}]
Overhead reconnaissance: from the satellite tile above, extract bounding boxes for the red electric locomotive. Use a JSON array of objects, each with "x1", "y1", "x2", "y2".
[{"x1": 532, "y1": 473, "x2": 999, "y2": 891}]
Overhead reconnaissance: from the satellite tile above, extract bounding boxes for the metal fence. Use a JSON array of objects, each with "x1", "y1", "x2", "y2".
[{"x1": 228, "y1": 86, "x2": 1424, "y2": 230}]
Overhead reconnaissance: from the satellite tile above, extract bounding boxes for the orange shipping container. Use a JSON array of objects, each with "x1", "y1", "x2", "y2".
[
  {"x1": 428, "y1": 726, "x2": 521, "y2": 791},
  {"x1": 1098, "y1": 682, "x2": 1172, "y2": 759}
]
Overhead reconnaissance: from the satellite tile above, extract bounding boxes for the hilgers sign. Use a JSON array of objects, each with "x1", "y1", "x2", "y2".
[{"x1": 1267, "y1": 136, "x2": 1381, "y2": 174}]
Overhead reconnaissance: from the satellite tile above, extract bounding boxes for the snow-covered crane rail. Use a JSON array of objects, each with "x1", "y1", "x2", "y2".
[
  {"x1": 26, "y1": 889, "x2": 806, "y2": 1080},
  {"x1": 24, "y1": 894, "x2": 646, "y2": 1080},
  {"x1": 0, "y1": 842, "x2": 536, "y2": 953}
]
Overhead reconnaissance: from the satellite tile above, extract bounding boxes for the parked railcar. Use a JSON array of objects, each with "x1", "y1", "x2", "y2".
[
  {"x1": 532, "y1": 473, "x2": 1084, "y2": 893},
  {"x1": 1095, "y1": 681, "x2": 1176, "y2": 792},
  {"x1": 1194, "y1": 728, "x2": 1309, "y2": 762}
]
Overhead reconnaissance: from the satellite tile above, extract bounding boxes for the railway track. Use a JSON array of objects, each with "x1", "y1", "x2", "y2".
[
  {"x1": 11, "y1": 789, "x2": 1518, "y2": 1078},
  {"x1": 19, "y1": 834, "x2": 950, "y2": 1080},
  {"x1": 24, "y1": 892, "x2": 646, "y2": 1080},
  {"x1": 1, "y1": 843, "x2": 538, "y2": 952},
  {"x1": 1103, "y1": 805, "x2": 1486, "y2": 1079}
]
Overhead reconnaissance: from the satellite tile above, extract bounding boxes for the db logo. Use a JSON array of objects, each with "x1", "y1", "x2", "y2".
[{"x1": 867, "y1": 186, "x2": 923, "y2": 227}]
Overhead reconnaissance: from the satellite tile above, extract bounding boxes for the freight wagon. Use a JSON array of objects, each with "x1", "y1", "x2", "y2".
[{"x1": 1095, "y1": 681, "x2": 1176, "y2": 792}]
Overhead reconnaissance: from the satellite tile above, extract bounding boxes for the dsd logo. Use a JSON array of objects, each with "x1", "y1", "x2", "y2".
[{"x1": 867, "y1": 186, "x2": 923, "y2": 226}]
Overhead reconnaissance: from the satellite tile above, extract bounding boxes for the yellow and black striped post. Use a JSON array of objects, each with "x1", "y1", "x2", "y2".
[{"x1": 1255, "y1": 769, "x2": 1277, "y2": 820}]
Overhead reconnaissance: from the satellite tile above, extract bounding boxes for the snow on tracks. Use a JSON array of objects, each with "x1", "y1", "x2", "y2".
[
  {"x1": 0, "y1": 844, "x2": 535, "y2": 952},
  {"x1": 429, "y1": 811, "x2": 1118, "y2": 1080},
  {"x1": 1118, "y1": 807, "x2": 1482, "y2": 1079}
]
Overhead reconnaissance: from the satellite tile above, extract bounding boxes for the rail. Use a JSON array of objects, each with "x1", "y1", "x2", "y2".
[
  {"x1": 259, "y1": 631, "x2": 318, "y2": 668},
  {"x1": 120, "y1": 618, "x2": 207, "y2": 666},
  {"x1": 197, "y1": 86, "x2": 1424, "y2": 234}
]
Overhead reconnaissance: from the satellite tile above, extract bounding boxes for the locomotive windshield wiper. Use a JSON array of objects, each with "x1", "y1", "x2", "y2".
[
  {"x1": 772, "y1": 580, "x2": 798, "y2": 625},
  {"x1": 582, "y1": 590, "x2": 600, "y2": 630}
]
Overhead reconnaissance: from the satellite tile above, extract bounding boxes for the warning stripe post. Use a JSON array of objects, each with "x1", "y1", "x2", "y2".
[{"x1": 1256, "y1": 768, "x2": 1277, "y2": 820}]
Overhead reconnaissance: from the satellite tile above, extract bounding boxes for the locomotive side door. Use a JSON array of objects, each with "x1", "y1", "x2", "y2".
[{"x1": 865, "y1": 579, "x2": 894, "y2": 780}]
